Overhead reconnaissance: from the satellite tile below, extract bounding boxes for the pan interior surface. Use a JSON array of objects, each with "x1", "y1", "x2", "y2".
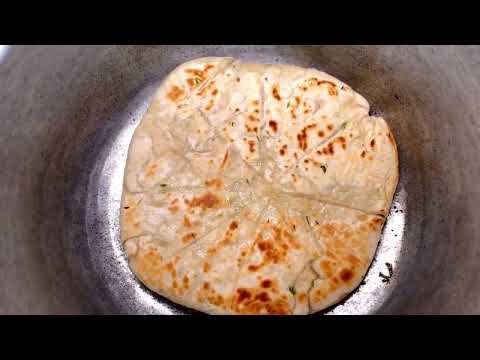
[{"x1": 1, "y1": 46, "x2": 478, "y2": 314}]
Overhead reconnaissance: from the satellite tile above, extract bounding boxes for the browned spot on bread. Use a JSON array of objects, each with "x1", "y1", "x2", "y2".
[
  {"x1": 237, "y1": 288, "x2": 252, "y2": 302},
  {"x1": 236, "y1": 77, "x2": 240, "y2": 82},
  {"x1": 229, "y1": 221, "x2": 239, "y2": 230},
  {"x1": 212, "y1": 89, "x2": 218, "y2": 96},
  {"x1": 322, "y1": 224, "x2": 336, "y2": 237},
  {"x1": 282, "y1": 229, "x2": 301, "y2": 250},
  {"x1": 248, "y1": 264, "x2": 261, "y2": 272},
  {"x1": 233, "y1": 286, "x2": 290, "y2": 315},
  {"x1": 279, "y1": 144, "x2": 287, "y2": 156},
  {"x1": 189, "y1": 192, "x2": 221, "y2": 211},
  {"x1": 370, "y1": 139, "x2": 376, "y2": 148},
  {"x1": 253, "y1": 100, "x2": 259, "y2": 106},
  {"x1": 369, "y1": 217, "x2": 383, "y2": 230},
  {"x1": 268, "y1": 120, "x2": 278, "y2": 133},
  {"x1": 183, "y1": 275, "x2": 190, "y2": 288},
  {"x1": 250, "y1": 224, "x2": 299, "y2": 273},
  {"x1": 204, "y1": 64, "x2": 214, "y2": 72},
  {"x1": 196, "y1": 80, "x2": 215, "y2": 96},
  {"x1": 337, "y1": 136, "x2": 347, "y2": 149},
  {"x1": 255, "y1": 292, "x2": 271, "y2": 302},
  {"x1": 297, "y1": 124, "x2": 317, "y2": 151},
  {"x1": 257, "y1": 241, "x2": 268, "y2": 251},
  {"x1": 261, "y1": 279, "x2": 272, "y2": 288},
  {"x1": 167, "y1": 86, "x2": 185, "y2": 102},
  {"x1": 361, "y1": 150, "x2": 366, "y2": 158},
  {"x1": 203, "y1": 282, "x2": 210, "y2": 289},
  {"x1": 340, "y1": 268, "x2": 354, "y2": 282},
  {"x1": 318, "y1": 130, "x2": 325, "y2": 138},
  {"x1": 321, "y1": 142, "x2": 335, "y2": 155},
  {"x1": 182, "y1": 232, "x2": 196, "y2": 244},
  {"x1": 204, "y1": 99, "x2": 214, "y2": 111},
  {"x1": 306, "y1": 78, "x2": 338, "y2": 96},
  {"x1": 185, "y1": 69, "x2": 204, "y2": 76},
  {"x1": 320, "y1": 260, "x2": 334, "y2": 278},
  {"x1": 310, "y1": 219, "x2": 375, "y2": 303},
  {"x1": 272, "y1": 85, "x2": 281, "y2": 101},
  {"x1": 327, "y1": 124, "x2": 334, "y2": 131},
  {"x1": 185, "y1": 68, "x2": 211, "y2": 89},
  {"x1": 209, "y1": 294, "x2": 224, "y2": 306},
  {"x1": 317, "y1": 80, "x2": 338, "y2": 96},
  {"x1": 205, "y1": 178, "x2": 223, "y2": 190},
  {"x1": 368, "y1": 155, "x2": 373, "y2": 160},
  {"x1": 248, "y1": 140, "x2": 256, "y2": 153},
  {"x1": 347, "y1": 254, "x2": 361, "y2": 266},
  {"x1": 145, "y1": 163, "x2": 158, "y2": 177},
  {"x1": 168, "y1": 205, "x2": 179, "y2": 214},
  {"x1": 298, "y1": 293, "x2": 307, "y2": 303}
]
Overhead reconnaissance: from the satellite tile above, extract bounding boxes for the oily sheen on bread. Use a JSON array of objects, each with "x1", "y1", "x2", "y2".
[{"x1": 121, "y1": 57, "x2": 399, "y2": 315}]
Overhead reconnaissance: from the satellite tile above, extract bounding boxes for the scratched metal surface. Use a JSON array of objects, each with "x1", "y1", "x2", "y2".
[{"x1": 1, "y1": 45, "x2": 478, "y2": 314}]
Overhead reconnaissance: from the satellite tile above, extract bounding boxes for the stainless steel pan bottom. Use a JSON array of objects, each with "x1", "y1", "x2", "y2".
[{"x1": 2, "y1": 45, "x2": 478, "y2": 314}]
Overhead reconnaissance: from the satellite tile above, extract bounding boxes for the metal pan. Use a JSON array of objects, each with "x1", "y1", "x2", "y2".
[{"x1": 1, "y1": 45, "x2": 478, "y2": 314}]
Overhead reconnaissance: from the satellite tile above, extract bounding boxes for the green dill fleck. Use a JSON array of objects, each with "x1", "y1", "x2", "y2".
[
  {"x1": 286, "y1": 101, "x2": 291, "y2": 108},
  {"x1": 341, "y1": 122, "x2": 347, "y2": 129},
  {"x1": 246, "y1": 179, "x2": 250, "y2": 185},
  {"x1": 320, "y1": 164, "x2": 327, "y2": 173},
  {"x1": 194, "y1": 77, "x2": 202, "y2": 86},
  {"x1": 305, "y1": 216, "x2": 311, "y2": 226},
  {"x1": 288, "y1": 286, "x2": 296, "y2": 295}
]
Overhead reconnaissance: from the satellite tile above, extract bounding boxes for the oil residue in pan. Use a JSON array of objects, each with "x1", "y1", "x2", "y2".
[{"x1": 77, "y1": 77, "x2": 407, "y2": 315}]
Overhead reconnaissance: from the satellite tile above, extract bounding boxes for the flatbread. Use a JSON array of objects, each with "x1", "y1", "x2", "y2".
[{"x1": 121, "y1": 57, "x2": 399, "y2": 314}]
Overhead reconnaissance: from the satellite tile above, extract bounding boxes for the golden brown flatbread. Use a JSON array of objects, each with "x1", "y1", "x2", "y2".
[{"x1": 120, "y1": 57, "x2": 399, "y2": 314}]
